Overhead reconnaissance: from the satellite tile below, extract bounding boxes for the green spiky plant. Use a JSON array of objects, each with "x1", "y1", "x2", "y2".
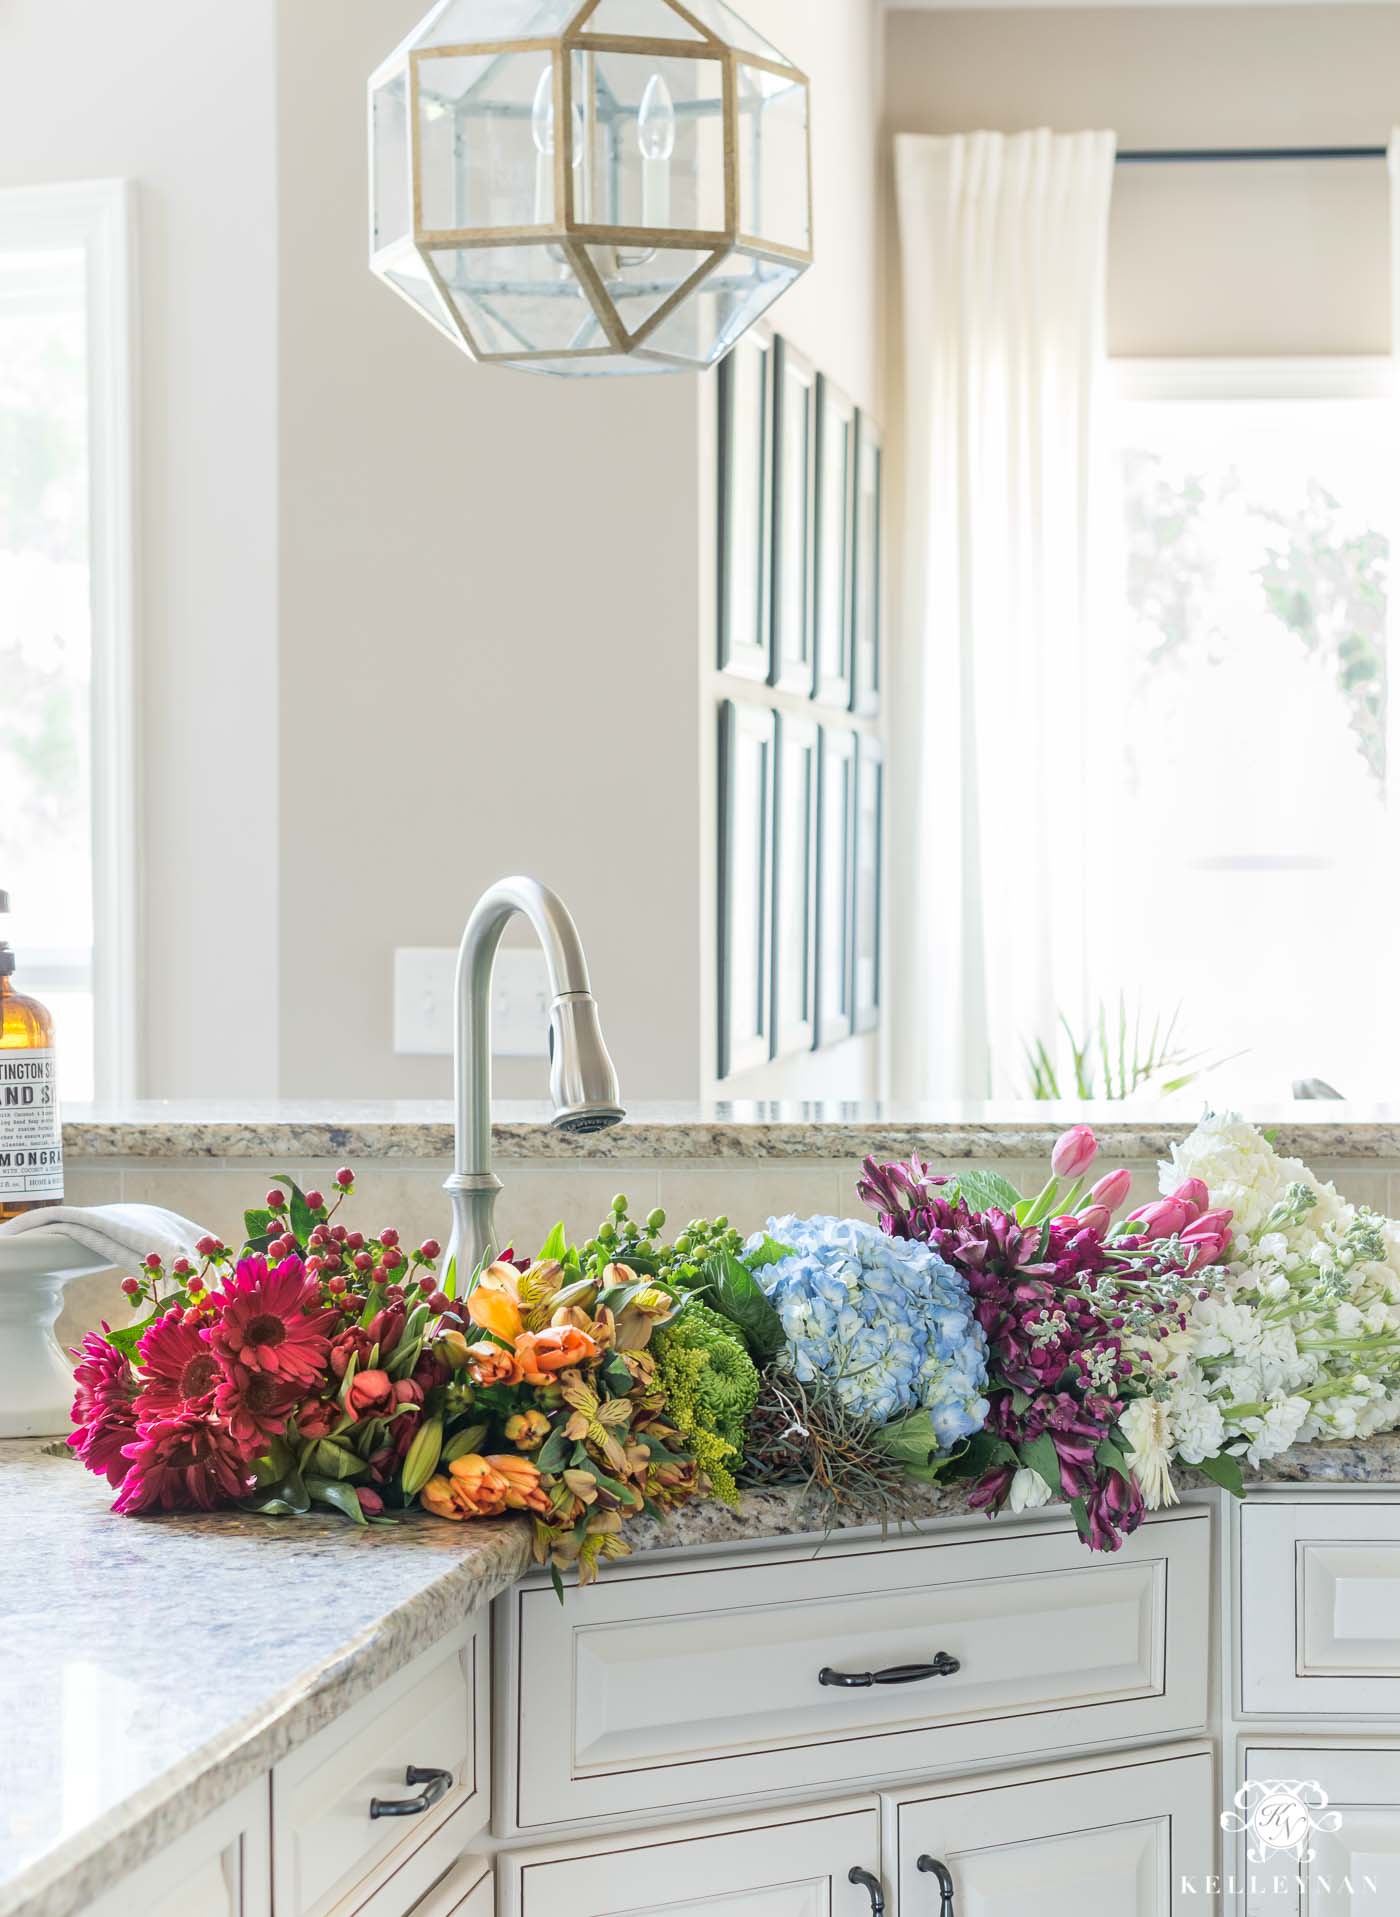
[{"x1": 1024, "y1": 995, "x2": 1236, "y2": 1102}]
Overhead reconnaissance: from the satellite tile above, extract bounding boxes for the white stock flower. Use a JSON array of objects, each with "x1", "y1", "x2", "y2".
[{"x1": 1007, "y1": 1466, "x2": 1054, "y2": 1514}]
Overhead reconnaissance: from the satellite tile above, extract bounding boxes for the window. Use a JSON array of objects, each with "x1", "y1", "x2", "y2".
[
  {"x1": 1093, "y1": 359, "x2": 1396, "y2": 1103},
  {"x1": 0, "y1": 182, "x2": 135, "y2": 1103}
]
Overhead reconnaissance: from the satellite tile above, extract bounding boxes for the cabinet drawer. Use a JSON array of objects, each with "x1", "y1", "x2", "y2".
[
  {"x1": 273, "y1": 1614, "x2": 488, "y2": 1917},
  {"x1": 1237, "y1": 1746, "x2": 1400, "y2": 1914},
  {"x1": 504, "y1": 1509, "x2": 1210, "y2": 1830},
  {"x1": 1240, "y1": 1502, "x2": 1400, "y2": 1714},
  {"x1": 891, "y1": 1745, "x2": 1215, "y2": 1916},
  {"x1": 406, "y1": 1858, "x2": 493, "y2": 1917},
  {"x1": 500, "y1": 1799, "x2": 880, "y2": 1917}
]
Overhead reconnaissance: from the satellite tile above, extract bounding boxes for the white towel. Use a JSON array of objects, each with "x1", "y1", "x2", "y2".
[{"x1": 0, "y1": 1202, "x2": 213, "y2": 1272}]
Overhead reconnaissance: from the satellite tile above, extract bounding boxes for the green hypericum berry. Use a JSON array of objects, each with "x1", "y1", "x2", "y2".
[
  {"x1": 612, "y1": 1194, "x2": 627, "y2": 1217},
  {"x1": 647, "y1": 1208, "x2": 666, "y2": 1232}
]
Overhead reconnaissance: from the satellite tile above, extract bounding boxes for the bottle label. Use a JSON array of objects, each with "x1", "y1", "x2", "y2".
[{"x1": 0, "y1": 1049, "x2": 63, "y2": 1200}]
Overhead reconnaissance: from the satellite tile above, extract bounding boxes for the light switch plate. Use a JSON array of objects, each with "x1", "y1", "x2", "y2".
[{"x1": 393, "y1": 947, "x2": 552, "y2": 1058}]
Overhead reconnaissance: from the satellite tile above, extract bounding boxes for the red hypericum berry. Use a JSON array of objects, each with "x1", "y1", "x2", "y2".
[
  {"x1": 354, "y1": 1251, "x2": 373, "y2": 1272},
  {"x1": 305, "y1": 1256, "x2": 323, "y2": 1276},
  {"x1": 144, "y1": 1253, "x2": 162, "y2": 1271},
  {"x1": 379, "y1": 1228, "x2": 400, "y2": 1249},
  {"x1": 419, "y1": 1275, "x2": 436, "y2": 1295},
  {"x1": 304, "y1": 1190, "x2": 324, "y2": 1210},
  {"x1": 195, "y1": 1235, "x2": 217, "y2": 1256},
  {"x1": 335, "y1": 1167, "x2": 354, "y2": 1189},
  {"x1": 121, "y1": 1276, "x2": 141, "y2": 1296},
  {"x1": 419, "y1": 1239, "x2": 441, "y2": 1260},
  {"x1": 331, "y1": 1224, "x2": 348, "y2": 1243},
  {"x1": 183, "y1": 1306, "x2": 203, "y2": 1326},
  {"x1": 266, "y1": 1189, "x2": 285, "y2": 1210},
  {"x1": 187, "y1": 1275, "x2": 204, "y2": 1295},
  {"x1": 382, "y1": 1248, "x2": 403, "y2": 1272},
  {"x1": 428, "y1": 1290, "x2": 451, "y2": 1314},
  {"x1": 384, "y1": 1284, "x2": 405, "y2": 1305},
  {"x1": 172, "y1": 1257, "x2": 191, "y2": 1276},
  {"x1": 327, "y1": 1274, "x2": 347, "y2": 1294},
  {"x1": 346, "y1": 1231, "x2": 365, "y2": 1252}
]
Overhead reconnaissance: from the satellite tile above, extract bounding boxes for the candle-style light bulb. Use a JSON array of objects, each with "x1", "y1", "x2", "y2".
[
  {"x1": 638, "y1": 72, "x2": 675, "y2": 227},
  {"x1": 530, "y1": 67, "x2": 583, "y2": 225}
]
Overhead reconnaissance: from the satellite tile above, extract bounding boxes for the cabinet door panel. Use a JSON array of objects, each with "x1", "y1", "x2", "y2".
[
  {"x1": 82, "y1": 1779, "x2": 270, "y2": 1917},
  {"x1": 1241, "y1": 1747, "x2": 1400, "y2": 1916},
  {"x1": 506, "y1": 1801, "x2": 879, "y2": 1917},
  {"x1": 894, "y1": 1748, "x2": 1214, "y2": 1917}
]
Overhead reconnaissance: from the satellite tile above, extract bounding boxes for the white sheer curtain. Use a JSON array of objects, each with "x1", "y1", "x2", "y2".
[{"x1": 891, "y1": 129, "x2": 1116, "y2": 1101}]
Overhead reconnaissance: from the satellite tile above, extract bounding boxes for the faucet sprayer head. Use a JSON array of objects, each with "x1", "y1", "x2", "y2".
[{"x1": 547, "y1": 993, "x2": 626, "y2": 1135}]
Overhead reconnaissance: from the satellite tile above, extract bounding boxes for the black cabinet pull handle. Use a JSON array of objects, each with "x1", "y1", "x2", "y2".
[
  {"x1": 819, "y1": 1654, "x2": 960, "y2": 1688},
  {"x1": 917, "y1": 1856, "x2": 956, "y2": 1915},
  {"x1": 369, "y1": 1765, "x2": 453, "y2": 1819},
  {"x1": 848, "y1": 1866, "x2": 886, "y2": 1915}
]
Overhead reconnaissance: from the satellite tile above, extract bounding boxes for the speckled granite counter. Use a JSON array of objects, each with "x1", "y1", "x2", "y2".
[
  {"x1": 0, "y1": 1439, "x2": 531, "y2": 1917},
  {"x1": 9, "y1": 1425, "x2": 1400, "y2": 1917},
  {"x1": 59, "y1": 1098, "x2": 1400, "y2": 1163}
]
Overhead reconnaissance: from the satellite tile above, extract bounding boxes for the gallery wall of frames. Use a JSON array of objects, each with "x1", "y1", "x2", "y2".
[{"x1": 716, "y1": 327, "x2": 885, "y2": 1082}]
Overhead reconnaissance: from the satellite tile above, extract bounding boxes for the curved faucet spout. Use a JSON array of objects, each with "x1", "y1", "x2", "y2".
[{"x1": 443, "y1": 877, "x2": 624, "y2": 1284}]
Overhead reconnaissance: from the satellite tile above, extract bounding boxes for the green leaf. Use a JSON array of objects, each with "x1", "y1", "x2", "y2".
[
  {"x1": 549, "y1": 1562, "x2": 565, "y2": 1603},
  {"x1": 698, "y1": 1252, "x2": 784, "y2": 1361},
  {"x1": 873, "y1": 1409, "x2": 956, "y2": 1482},
  {"x1": 268, "y1": 1170, "x2": 317, "y2": 1248},
  {"x1": 1096, "y1": 1436, "x2": 1133, "y2": 1482},
  {"x1": 305, "y1": 1439, "x2": 365, "y2": 1482},
  {"x1": 534, "y1": 1428, "x2": 570, "y2": 1474},
  {"x1": 601, "y1": 1353, "x2": 634, "y2": 1396},
  {"x1": 243, "y1": 1207, "x2": 273, "y2": 1244},
  {"x1": 743, "y1": 1235, "x2": 794, "y2": 1274},
  {"x1": 1193, "y1": 1450, "x2": 1247, "y2": 1499},
  {"x1": 305, "y1": 1475, "x2": 368, "y2": 1524},
  {"x1": 242, "y1": 1462, "x2": 310, "y2": 1516},
  {"x1": 955, "y1": 1169, "x2": 1024, "y2": 1214},
  {"x1": 443, "y1": 1253, "x2": 458, "y2": 1302},
  {"x1": 1020, "y1": 1433, "x2": 1064, "y2": 1498},
  {"x1": 538, "y1": 1221, "x2": 568, "y2": 1262},
  {"x1": 1069, "y1": 1495, "x2": 1091, "y2": 1540},
  {"x1": 104, "y1": 1308, "x2": 159, "y2": 1358}
]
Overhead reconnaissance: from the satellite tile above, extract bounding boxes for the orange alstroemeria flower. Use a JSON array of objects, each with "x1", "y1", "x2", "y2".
[
  {"x1": 420, "y1": 1453, "x2": 510, "y2": 1521},
  {"x1": 465, "y1": 1341, "x2": 523, "y2": 1387},
  {"x1": 514, "y1": 1324, "x2": 599, "y2": 1386},
  {"x1": 467, "y1": 1262, "x2": 524, "y2": 1343},
  {"x1": 486, "y1": 1453, "x2": 552, "y2": 1516}
]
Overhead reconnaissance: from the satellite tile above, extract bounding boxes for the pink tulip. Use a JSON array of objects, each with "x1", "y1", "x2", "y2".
[
  {"x1": 1168, "y1": 1178, "x2": 1210, "y2": 1221},
  {"x1": 1183, "y1": 1233, "x2": 1227, "y2": 1271},
  {"x1": 1182, "y1": 1207, "x2": 1233, "y2": 1242},
  {"x1": 1051, "y1": 1126, "x2": 1098, "y2": 1180},
  {"x1": 1078, "y1": 1204, "x2": 1111, "y2": 1235},
  {"x1": 1089, "y1": 1168, "x2": 1133, "y2": 1212},
  {"x1": 1128, "y1": 1198, "x2": 1190, "y2": 1241}
]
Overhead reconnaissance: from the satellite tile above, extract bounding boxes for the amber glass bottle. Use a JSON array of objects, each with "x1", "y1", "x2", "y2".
[{"x1": 0, "y1": 891, "x2": 63, "y2": 1222}]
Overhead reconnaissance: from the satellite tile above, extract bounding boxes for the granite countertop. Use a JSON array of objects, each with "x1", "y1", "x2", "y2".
[
  {"x1": 60, "y1": 1098, "x2": 1400, "y2": 1162},
  {"x1": 9, "y1": 1426, "x2": 1400, "y2": 1917},
  {"x1": 0, "y1": 1439, "x2": 531, "y2": 1917}
]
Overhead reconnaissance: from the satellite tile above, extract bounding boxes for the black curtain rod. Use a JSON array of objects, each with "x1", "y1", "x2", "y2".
[{"x1": 1116, "y1": 144, "x2": 1387, "y2": 165}]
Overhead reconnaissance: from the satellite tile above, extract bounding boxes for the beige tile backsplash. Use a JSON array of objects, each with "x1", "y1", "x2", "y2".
[{"x1": 48, "y1": 1149, "x2": 1400, "y2": 1355}]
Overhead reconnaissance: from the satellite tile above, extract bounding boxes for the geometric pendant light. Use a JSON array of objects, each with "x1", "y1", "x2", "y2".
[{"x1": 369, "y1": 0, "x2": 812, "y2": 375}]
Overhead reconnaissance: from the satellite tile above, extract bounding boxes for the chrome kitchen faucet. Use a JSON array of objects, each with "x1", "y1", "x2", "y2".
[{"x1": 443, "y1": 877, "x2": 624, "y2": 1285}]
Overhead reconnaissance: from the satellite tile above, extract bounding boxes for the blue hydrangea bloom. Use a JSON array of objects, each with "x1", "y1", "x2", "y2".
[{"x1": 750, "y1": 1215, "x2": 989, "y2": 1444}]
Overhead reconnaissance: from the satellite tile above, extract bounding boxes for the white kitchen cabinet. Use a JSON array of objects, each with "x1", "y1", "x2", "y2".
[
  {"x1": 405, "y1": 1857, "x2": 493, "y2": 1917},
  {"x1": 1238, "y1": 1746, "x2": 1400, "y2": 1916},
  {"x1": 1240, "y1": 1502, "x2": 1400, "y2": 1714},
  {"x1": 272, "y1": 1614, "x2": 489, "y2": 1917},
  {"x1": 890, "y1": 1744, "x2": 1215, "y2": 1916},
  {"x1": 499, "y1": 1799, "x2": 882, "y2": 1917},
  {"x1": 83, "y1": 1778, "x2": 271, "y2": 1917},
  {"x1": 503, "y1": 1508, "x2": 1210, "y2": 1831}
]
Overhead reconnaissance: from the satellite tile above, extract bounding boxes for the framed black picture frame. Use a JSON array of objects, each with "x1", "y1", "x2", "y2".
[
  {"x1": 717, "y1": 697, "x2": 775, "y2": 1079},
  {"x1": 851, "y1": 411, "x2": 883, "y2": 718},
  {"x1": 717, "y1": 329, "x2": 774, "y2": 682},
  {"x1": 852, "y1": 733, "x2": 884, "y2": 1034},
  {"x1": 771, "y1": 337, "x2": 815, "y2": 695},
  {"x1": 813, "y1": 724, "x2": 855, "y2": 1049},
  {"x1": 770, "y1": 710, "x2": 818, "y2": 1058},
  {"x1": 813, "y1": 373, "x2": 855, "y2": 709}
]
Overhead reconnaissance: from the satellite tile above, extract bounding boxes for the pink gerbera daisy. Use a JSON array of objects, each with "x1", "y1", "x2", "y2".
[
  {"x1": 205, "y1": 1255, "x2": 336, "y2": 1389},
  {"x1": 134, "y1": 1310, "x2": 220, "y2": 1419},
  {"x1": 214, "y1": 1365, "x2": 301, "y2": 1454},
  {"x1": 113, "y1": 1411, "x2": 254, "y2": 1514},
  {"x1": 68, "y1": 1329, "x2": 139, "y2": 1487}
]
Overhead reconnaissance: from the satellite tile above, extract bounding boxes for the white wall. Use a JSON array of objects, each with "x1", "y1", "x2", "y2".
[{"x1": 0, "y1": 0, "x2": 281, "y2": 1097}]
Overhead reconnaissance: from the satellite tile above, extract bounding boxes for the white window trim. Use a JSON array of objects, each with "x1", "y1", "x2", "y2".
[
  {"x1": 0, "y1": 180, "x2": 138, "y2": 1103},
  {"x1": 1108, "y1": 354, "x2": 1393, "y2": 403}
]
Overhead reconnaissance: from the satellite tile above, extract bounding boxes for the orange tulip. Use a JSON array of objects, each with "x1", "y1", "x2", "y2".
[
  {"x1": 465, "y1": 1341, "x2": 523, "y2": 1387},
  {"x1": 467, "y1": 1263, "x2": 524, "y2": 1343},
  {"x1": 419, "y1": 1453, "x2": 510, "y2": 1521},
  {"x1": 514, "y1": 1324, "x2": 599, "y2": 1385},
  {"x1": 486, "y1": 1453, "x2": 551, "y2": 1516}
]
